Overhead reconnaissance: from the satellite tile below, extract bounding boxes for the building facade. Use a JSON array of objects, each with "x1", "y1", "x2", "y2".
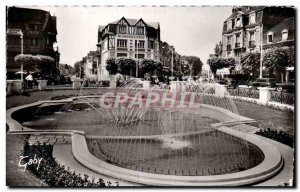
[
  {"x1": 96, "y1": 17, "x2": 160, "y2": 80},
  {"x1": 159, "y1": 42, "x2": 181, "y2": 75},
  {"x1": 6, "y1": 6, "x2": 59, "y2": 79},
  {"x1": 222, "y1": 6, "x2": 294, "y2": 58},
  {"x1": 83, "y1": 51, "x2": 98, "y2": 78}
]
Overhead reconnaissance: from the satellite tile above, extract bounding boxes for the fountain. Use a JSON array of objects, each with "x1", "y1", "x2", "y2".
[{"x1": 10, "y1": 78, "x2": 284, "y2": 186}]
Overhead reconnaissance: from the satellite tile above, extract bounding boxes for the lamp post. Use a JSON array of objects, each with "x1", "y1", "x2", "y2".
[
  {"x1": 259, "y1": 23, "x2": 263, "y2": 78},
  {"x1": 53, "y1": 42, "x2": 59, "y2": 79},
  {"x1": 136, "y1": 41, "x2": 139, "y2": 77},
  {"x1": 20, "y1": 32, "x2": 24, "y2": 81},
  {"x1": 171, "y1": 48, "x2": 174, "y2": 77}
]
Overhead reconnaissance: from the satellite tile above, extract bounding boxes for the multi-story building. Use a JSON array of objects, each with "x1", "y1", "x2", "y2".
[
  {"x1": 263, "y1": 17, "x2": 294, "y2": 50},
  {"x1": 96, "y1": 17, "x2": 160, "y2": 80},
  {"x1": 222, "y1": 6, "x2": 294, "y2": 58},
  {"x1": 159, "y1": 42, "x2": 181, "y2": 75},
  {"x1": 83, "y1": 51, "x2": 98, "y2": 78},
  {"x1": 6, "y1": 6, "x2": 59, "y2": 79}
]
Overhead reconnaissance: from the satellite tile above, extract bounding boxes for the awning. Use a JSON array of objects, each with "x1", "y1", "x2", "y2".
[{"x1": 216, "y1": 68, "x2": 230, "y2": 75}]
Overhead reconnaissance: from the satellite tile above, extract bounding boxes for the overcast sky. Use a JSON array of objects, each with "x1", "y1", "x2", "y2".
[{"x1": 25, "y1": 6, "x2": 232, "y2": 66}]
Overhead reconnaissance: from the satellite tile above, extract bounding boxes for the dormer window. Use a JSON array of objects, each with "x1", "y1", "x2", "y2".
[
  {"x1": 119, "y1": 25, "x2": 127, "y2": 34},
  {"x1": 249, "y1": 13, "x2": 255, "y2": 24},
  {"x1": 282, "y1": 29, "x2": 288, "y2": 41},
  {"x1": 267, "y1": 32, "x2": 274, "y2": 43}
]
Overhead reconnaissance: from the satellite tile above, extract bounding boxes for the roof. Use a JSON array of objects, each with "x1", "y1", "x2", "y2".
[
  {"x1": 267, "y1": 17, "x2": 294, "y2": 33},
  {"x1": 108, "y1": 17, "x2": 159, "y2": 29},
  {"x1": 98, "y1": 25, "x2": 105, "y2": 32},
  {"x1": 225, "y1": 6, "x2": 266, "y2": 21}
]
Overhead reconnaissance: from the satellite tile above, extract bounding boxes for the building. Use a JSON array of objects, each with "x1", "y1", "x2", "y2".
[
  {"x1": 263, "y1": 17, "x2": 294, "y2": 50},
  {"x1": 222, "y1": 6, "x2": 294, "y2": 58},
  {"x1": 264, "y1": 17, "x2": 295, "y2": 82},
  {"x1": 83, "y1": 51, "x2": 98, "y2": 78},
  {"x1": 159, "y1": 42, "x2": 181, "y2": 75},
  {"x1": 96, "y1": 17, "x2": 160, "y2": 80},
  {"x1": 6, "y1": 6, "x2": 59, "y2": 79}
]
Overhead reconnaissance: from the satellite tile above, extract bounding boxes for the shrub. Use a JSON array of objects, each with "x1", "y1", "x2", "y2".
[{"x1": 23, "y1": 142, "x2": 118, "y2": 187}]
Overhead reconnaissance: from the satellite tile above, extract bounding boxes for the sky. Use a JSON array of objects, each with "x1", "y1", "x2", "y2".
[{"x1": 25, "y1": 6, "x2": 232, "y2": 66}]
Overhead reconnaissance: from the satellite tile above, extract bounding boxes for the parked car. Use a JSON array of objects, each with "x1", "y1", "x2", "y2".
[
  {"x1": 276, "y1": 82, "x2": 295, "y2": 93},
  {"x1": 217, "y1": 78, "x2": 237, "y2": 88},
  {"x1": 249, "y1": 78, "x2": 276, "y2": 89}
]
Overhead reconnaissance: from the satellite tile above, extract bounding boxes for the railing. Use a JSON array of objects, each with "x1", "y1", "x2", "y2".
[
  {"x1": 270, "y1": 91, "x2": 294, "y2": 105},
  {"x1": 227, "y1": 87, "x2": 259, "y2": 99}
]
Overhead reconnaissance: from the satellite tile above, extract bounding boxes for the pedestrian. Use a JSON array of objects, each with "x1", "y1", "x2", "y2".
[{"x1": 25, "y1": 72, "x2": 33, "y2": 89}]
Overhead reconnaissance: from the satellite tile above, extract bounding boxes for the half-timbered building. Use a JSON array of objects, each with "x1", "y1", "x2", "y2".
[{"x1": 96, "y1": 17, "x2": 160, "y2": 79}]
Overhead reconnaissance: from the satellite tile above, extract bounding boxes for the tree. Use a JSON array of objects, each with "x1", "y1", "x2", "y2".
[
  {"x1": 15, "y1": 54, "x2": 38, "y2": 71},
  {"x1": 74, "y1": 61, "x2": 81, "y2": 75},
  {"x1": 207, "y1": 57, "x2": 236, "y2": 75},
  {"x1": 115, "y1": 57, "x2": 136, "y2": 76},
  {"x1": 15, "y1": 54, "x2": 55, "y2": 76},
  {"x1": 263, "y1": 47, "x2": 294, "y2": 82},
  {"x1": 214, "y1": 41, "x2": 222, "y2": 56},
  {"x1": 240, "y1": 51, "x2": 260, "y2": 80},
  {"x1": 36, "y1": 55, "x2": 55, "y2": 76},
  {"x1": 106, "y1": 58, "x2": 118, "y2": 75},
  {"x1": 181, "y1": 56, "x2": 203, "y2": 76}
]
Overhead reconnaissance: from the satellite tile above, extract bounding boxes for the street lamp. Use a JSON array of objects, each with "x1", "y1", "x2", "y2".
[
  {"x1": 259, "y1": 23, "x2": 263, "y2": 78},
  {"x1": 53, "y1": 42, "x2": 59, "y2": 78},
  {"x1": 136, "y1": 41, "x2": 139, "y2": 77},
  {"x1": 171, "y1": 48, "x2": 174, "y2": 77}
]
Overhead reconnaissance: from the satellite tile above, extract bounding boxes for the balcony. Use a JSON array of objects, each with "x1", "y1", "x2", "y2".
[
  {"x1": 249, "y1": 41, "x2": 256, "y2": 47},
  {"x1": 227, "y1": 45, "x2": 232, "y2": 50}
]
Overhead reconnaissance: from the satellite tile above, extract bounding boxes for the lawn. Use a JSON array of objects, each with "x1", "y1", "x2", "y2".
[{"x1": 6, "y1": 134, "x2": 46, "y2": 187}]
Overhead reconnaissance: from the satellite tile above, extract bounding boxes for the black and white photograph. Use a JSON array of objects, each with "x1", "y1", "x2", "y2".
[{"x1": 4, "y1": 2, "x2": 296, "y2": 188}]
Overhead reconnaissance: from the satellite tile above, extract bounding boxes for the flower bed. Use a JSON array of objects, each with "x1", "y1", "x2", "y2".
[
  {"x1": 230, "y1": 96, "x2": 294, "y2": 113},
  {"x1": 255, "y1": 128, "x2": 294, "y2": 148},
  {"x1": 23, "y1": 141, "x2": 118, "y2": 187}
]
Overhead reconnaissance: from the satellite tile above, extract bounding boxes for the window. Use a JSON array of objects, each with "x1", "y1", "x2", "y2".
[
  {"x1": 29, "y1": 24, "x2": 38, "y2": 31},
  {"x1": 135, "y1": 54, "x2": 145, "y2": 59},
  {"x1": 249, "y1": 31, "x2": 255, "y2": 41},
  {"x1": 117, "y1": 39, "x2": 127, "y2": 48},
  {"x1": 227, "y1": 20, "x2": 232, "y2": 30},
  {"x1": 249, "y1": 13, "x2": 255, "y2": 24},
  {"x1": 227, "y1": 36, "x2": 232, "y2": 44},
  {"x1": 236, "y1": 33, "x2": 241, "y2": 43},
  {"x1": 227, "y1": 51, "x2": 231, "y2": 57},
  {"x1": 117, "y1": 53, "x2": 127, "y2": 57},
  {"x1": 267, "y1": 32, "x2": 274, "y2": 43},
  {"x1": 236, "y1": 18, "x2": 241, "y2": 27},
  {"x1": 135, "y1": 40, "x2": 145, "y2": 49},
  {"x1": 235, "y1": 33, "x2": 241, "y2": 48},
  {"x1": 148, "y1": 40, "x2": 155, "y2": 49},
  {"x1": 119, "y1": 25, "x2": 127, "y2": 34},
  {"x1": 136, "y1": 27, "x2": 144, "y2": 35},
  {"x1": 282, "y1": 29, "x2": 288, "y2": 41},
  {"x1": 31, "y1": 38, "x2": 39, "y2": 47}
]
